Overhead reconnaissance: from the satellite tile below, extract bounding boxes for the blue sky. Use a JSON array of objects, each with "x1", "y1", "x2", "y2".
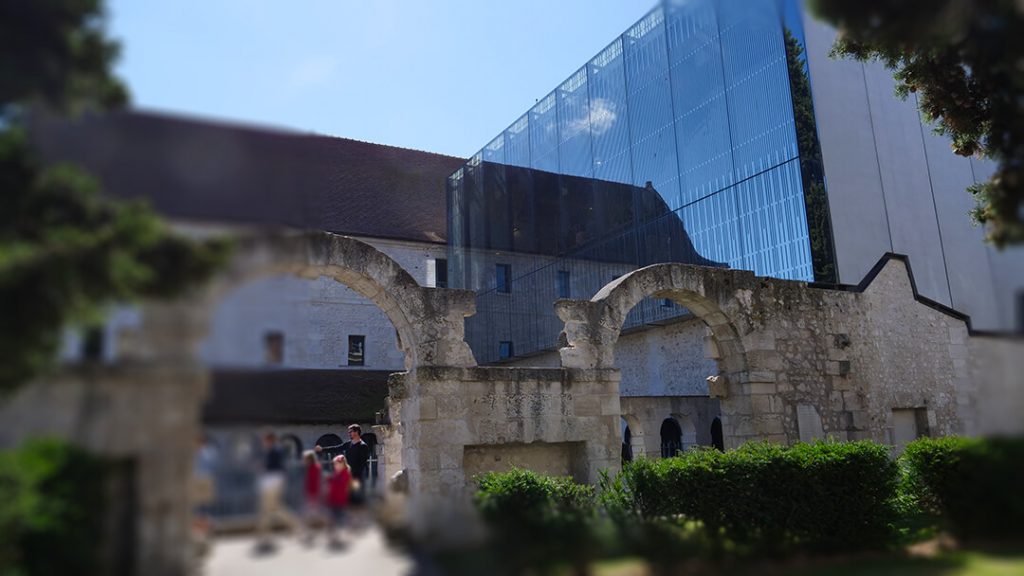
[{"x1": 106, "y1": 1, "x2": 655, "y2": 158}]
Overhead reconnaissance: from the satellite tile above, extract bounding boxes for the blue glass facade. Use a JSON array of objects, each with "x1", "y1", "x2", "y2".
[{"x1": 448, "y1": 0, "x2": 835, "y2": 363}]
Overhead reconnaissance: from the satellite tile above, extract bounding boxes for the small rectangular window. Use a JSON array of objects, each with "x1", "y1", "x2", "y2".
[
  {"x1": 428, "y1": 258, "x2": 448, "y2": 288},
  {"x1": 557, "y1": 270, "x2": 571, "y2": 299},
  {"x1": 264, "y1": 331, "x2": 284, "y2": 365},
  {"x1": 661, "y1": 298, "x2": 673, "y2": 308},
  {"x1": 436, "y1": 258, "x2": 448, "y2": 289},
  {"x1": 1016, "y1": 290, "x2": 1024, "y2": 333},
  {"x1": 348, "y1": 335, "x2": 365, "y2": 366},
  {"x1": 498, "y1": 341, "x2": 514, "y2": 360},
  {"x1": 496, "y1": 264, "x2": 511, "y2": 294},
  {"x1": 82, "y1": 325, "x2": 105, "y2": 362}
]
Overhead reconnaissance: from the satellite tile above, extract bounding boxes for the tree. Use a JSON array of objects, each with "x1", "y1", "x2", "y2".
[
  {"x1": 808, "y1": 0, "x2": 1024, "y2": 247},
  {"x1": 0, "y1": 0, "x2": 228, "y2": 392}
]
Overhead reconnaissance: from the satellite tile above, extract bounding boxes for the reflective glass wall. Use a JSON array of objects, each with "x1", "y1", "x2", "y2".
[{"x1": 448, "y1": 0, "x2": 835, "y2": 363}]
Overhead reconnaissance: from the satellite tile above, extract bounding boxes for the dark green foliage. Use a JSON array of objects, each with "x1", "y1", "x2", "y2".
[
  {"x1": 901, "y1": 436, "x2": 1024, "y2": 541},
  {"x1": 0, "y1": 0, "x2": 128, "y2": 113},
  {"x1": 604, "y1": 442, "x2": 899, "y2": 556},
  {"x1": 784, "y1": 29, "x2": 836, "y2": 284},
  {"x1": 0, "y1": 0, "x2": 229, "y2": 393},
  {"x1": 474, "y1": 468, "x2": 599, "y2": 575},
  {"x1": 0, "y1": 438, "x2": 107, "y2": 576},
  {"x1": 808, "y1": 0, "x2": 1024, "y2": 247}
]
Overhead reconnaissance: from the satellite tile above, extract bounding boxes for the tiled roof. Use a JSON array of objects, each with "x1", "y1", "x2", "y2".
[
  {"x1": 28, "y1": 110, "x2": 464, "y2": 244},
  {"x1": 202, "y1": 368, "x2": 392, "y2": 425}
]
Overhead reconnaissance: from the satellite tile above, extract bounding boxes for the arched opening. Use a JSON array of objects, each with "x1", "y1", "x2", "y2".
[
  {"x1": 660, "y1": 417, "x2": 683, "y2": 458},
  {"x1": 280, "y1": 433, "x2": 303, "y2": 460},
  {"x1": 710, "y1": 417, "x2": 724, "y2": 452},
  {"x1": 621, "y1": 417, "x2": 633, "y2": 464},
  {"x1": 557, "y1": 263, "x2": 752, "y2": 452}
]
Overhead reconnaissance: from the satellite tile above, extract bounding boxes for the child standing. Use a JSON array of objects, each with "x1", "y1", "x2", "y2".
[
  {"x1": 326, "y1": 455, "x2": 352, "y2": 547},
  {"x1": 300, "y1": 450, "x2": 322, "y2": 544}
]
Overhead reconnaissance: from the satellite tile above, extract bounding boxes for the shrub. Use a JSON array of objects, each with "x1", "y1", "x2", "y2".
[
  {"x1": 606, "y1": 441, "x2": 899, "y2": 556},
  {"x1": 902, "y1": 436, "x2": 1024, "y2": 541},
  {"x1": 474, "y1": 468, "x2": 598, "y2": 575},
  {"x1": 0, "y1": 438, "x2": 108, "y2": 576}
]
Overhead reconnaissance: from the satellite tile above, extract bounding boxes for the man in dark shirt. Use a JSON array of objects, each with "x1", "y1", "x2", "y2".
[
  {"x1": 255, "y1": 432, "x2": 297, "y2": 550},
  {"x1": 316, "y1": 424, "x2": 370, "y2": 502}
]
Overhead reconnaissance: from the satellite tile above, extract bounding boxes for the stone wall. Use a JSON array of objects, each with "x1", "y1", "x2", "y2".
[
  {"x1": 557, "y1": 255, "x2": 1024, "y2": 449},
  {"x1": 0, "y1": 362, "x2": 207, "y2": 576},
  {"x1": 385, "y1": 366, "x2": 621, "y2": 538}
]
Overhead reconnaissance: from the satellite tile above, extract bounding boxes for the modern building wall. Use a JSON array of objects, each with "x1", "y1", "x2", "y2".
[{"x1": 801, "y1": 5, "x2": 1024, "y2": 331}]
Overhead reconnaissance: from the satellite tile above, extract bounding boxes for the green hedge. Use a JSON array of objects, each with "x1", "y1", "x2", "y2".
[
  {"x1": 605, "y1": 441, "x2": 899, "y2": 555},
  {"x1": 902, "y1": 436, "x2": 1024, "y2": 541},
  {"x1": 0, "y1": 438, "x2": 108, "y2": 576},
  {"x1": 474, "y1": 468, "x2": 599, "y2": 575}
]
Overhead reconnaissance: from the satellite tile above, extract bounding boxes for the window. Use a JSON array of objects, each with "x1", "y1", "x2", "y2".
[
  {"x1": 348, "y1": 335, "x2": 365, "y2": 366},
  {"x1": 428, "y1": 258, "x2": 448, "y2": 288},
  {"x1": 264, "y1": 331, "x2": 284, "y2": 365},
  {"x1": 436, "y1": 258, "x2": 448, "y2": 288},
  {"x1": 557, "y1": 270, "x2": 571, "y2": 299},
  {"x1": 496, "y1": 264, "x2": 511, "y2": 293},
  {"x1": 81, "y1": 325, "x2": 105, "y2": 362},
  {"x1": 1017, "y1": 290, "x2": 1024, "y2": 333},
  {"x1": 661, "y1": 298, "x2": 673, "y2": 308},
  {"x1": 498, "y1": 341, "x2": 514, "y2": 360}
]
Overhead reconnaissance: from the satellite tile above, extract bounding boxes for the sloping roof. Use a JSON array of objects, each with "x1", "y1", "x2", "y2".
[
  {"x1": 28, "y1": 110, "x2": 464, "y2": 244},
  {"x1": 202, "y1": 368, "x2": 392, "y2": 425}
]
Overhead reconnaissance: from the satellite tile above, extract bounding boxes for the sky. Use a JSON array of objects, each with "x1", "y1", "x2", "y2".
[{"x1": 106, "y1": 1, "x2": 656, "y2": 159}]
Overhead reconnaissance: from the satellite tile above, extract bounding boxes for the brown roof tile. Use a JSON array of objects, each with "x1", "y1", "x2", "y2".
[{"x1": 28, "y1": 110, "x2": 464, "y2": 244}]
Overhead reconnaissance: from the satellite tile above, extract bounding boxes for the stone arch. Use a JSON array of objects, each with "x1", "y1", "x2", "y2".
[
  {"x1": 555, "y1": 263, "x2": 767, "y2": 450},
  {"x1": 554, "y1": 263, "x2": 747, "y2": 380},
  {"x1": 193, "y1": 232, "x2": 477, "y2": 370},
  {"x1": 660, "y1": 417, "x2": 683, "y2": 458},
  {"x1": 671, "y1": 412, "x2": 698, "y2": 450}
]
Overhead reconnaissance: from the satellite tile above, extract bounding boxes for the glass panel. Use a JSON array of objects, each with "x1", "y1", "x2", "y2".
[
  {"x1": 588, "y1": 38, "x2": 634, "y2": 185},
  {"x1": 623, "y1": 6, "x2": 681, "y2": 211},
  {"x1": 557, "y1": 67, "x2": 594, "y2": 178},
  {"x1": 719, "y1": 0, "x2": 797, "y2": 180},
  {"x1": 665, "y1": 0, "x2": 735, "y2": 205},
  {"x1": 529, "y1": 92, "x2": 560, "y2": 173}
]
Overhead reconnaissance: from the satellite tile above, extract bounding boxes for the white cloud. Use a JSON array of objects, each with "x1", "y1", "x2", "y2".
[{"x1": 563, "y1": 97, "x2": 618, "y2": 139}]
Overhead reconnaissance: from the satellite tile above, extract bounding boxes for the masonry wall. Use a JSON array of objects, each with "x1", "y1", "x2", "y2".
[
  {"x1": 388, "y1": 366, "x2": 621, "y2": 537},
  {"x1": 0, "y1": 364, "x2": 207, "y2": 576}
]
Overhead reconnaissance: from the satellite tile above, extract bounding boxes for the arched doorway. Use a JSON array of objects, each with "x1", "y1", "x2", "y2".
[
  {"x1": 281, "y1": 433, "x2": 303, "y2": 460},
  {"x1": 660, "y1": 417, "x2": 683, "y2": 458},
  {"x1": 621, "y1": 418, "x2": 633, "y2": 464},
  {"x1": 710, "y1": 417, "x2": 724, "y2": 452}
]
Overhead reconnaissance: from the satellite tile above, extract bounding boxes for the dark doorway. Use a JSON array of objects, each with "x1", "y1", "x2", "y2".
[
  {"x1": 621, "y1": 426, "x2": 633, "y2": 464},
  {"x1": 711, "y1": 417, "x2": 724, "y2": 452},
  {"x1": 315, "y1": 433, "x2": 344, "y2": 462},
  {"x1": 660, "y1": 418, "x2": 683, "y2": 458}
]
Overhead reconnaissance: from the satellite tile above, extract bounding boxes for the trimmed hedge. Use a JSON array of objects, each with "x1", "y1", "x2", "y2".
[
  {"x1": 902, "y1": 436, "x2": 1024, "y2": 541},
  {"x1": 0, "y1": 438, "x2": 108, "y2": 576},
  {"x1": 474, "y1": 468, "x2": 599, "y2": 575},
  {"x1": 605, "y1": 441, "x2": 899, "y2": 555}
]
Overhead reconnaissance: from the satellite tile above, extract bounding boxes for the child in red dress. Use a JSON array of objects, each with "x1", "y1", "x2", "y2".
[{"x1": 326, "y1": 455, "x2": 351, "y2": 546}]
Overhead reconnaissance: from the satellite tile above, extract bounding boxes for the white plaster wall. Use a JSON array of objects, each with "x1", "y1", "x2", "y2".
[
  {"x1": 507, "y1": 317, "x2": 717, "y2": 397},
  {"x1": 199, "y1": 237, "x2": 446, "y2": 370}
]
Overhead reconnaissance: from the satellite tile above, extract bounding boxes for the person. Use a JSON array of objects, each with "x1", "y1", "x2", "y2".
[
  {"x1": 325, "y1": 455, "x2": 352, "y2": 547},
  {"x1": 191, "y1": 435, "x2": 218, "y2": 555},
  {"x1": 315, "y1": 424, "x2": 371, "y2": 504},
  {"x1": 254, "y1": 432, "x2": 298, "y2": 552},
  {"x1": 300, "y1": 450, "x2": 322, "y2": 544}
]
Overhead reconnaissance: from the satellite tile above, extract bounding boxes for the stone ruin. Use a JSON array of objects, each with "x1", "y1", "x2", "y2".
[{"x1": 1, "y1": 231, "x2": 1021, "y2": 572}]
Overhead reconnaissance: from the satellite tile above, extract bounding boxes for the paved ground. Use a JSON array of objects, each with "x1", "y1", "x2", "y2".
[{"x1": 202, "y1": 523, "x2": 415, "y2": 576}]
